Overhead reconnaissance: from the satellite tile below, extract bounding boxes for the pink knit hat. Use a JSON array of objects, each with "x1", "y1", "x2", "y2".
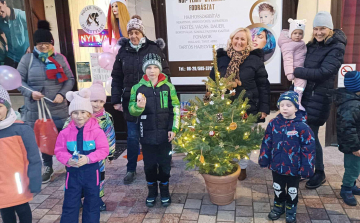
[
  {"x1": 66, "y1": 88, "x2": 93, "y2": 115},
  {"x1": 89, "y1": 80, "x2": 107, "y2": 102}
]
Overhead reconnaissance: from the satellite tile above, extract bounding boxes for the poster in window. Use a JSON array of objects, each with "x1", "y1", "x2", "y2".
[
  {"x1": 0, "y1": 0, "x2": 30, "y2": 68},
  {"x1": 165, "y1": 0, "x2": 282, "y2": 85},
  {"x1": 76, "y1": 62, "x2": 92, "y2": 82}
]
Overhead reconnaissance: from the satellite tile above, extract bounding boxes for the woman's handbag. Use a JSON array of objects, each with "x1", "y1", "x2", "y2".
[{"x1": 33, "y1": 98, "x2": 59, "y2": 155}]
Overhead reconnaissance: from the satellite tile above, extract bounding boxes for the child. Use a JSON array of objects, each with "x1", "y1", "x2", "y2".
[
  {"x1": 0, "y1": 85, "x2": 42, "y2": 223},
  {"x1": 258, "y1": 3, "x2": 276, "y2": 26},
  {"x1": 336, "y1": 71, "x2": 360, "y2": 206},
  {"x1": 55, "y1": 89, "x2": 109, "y2": 223},
  {"x1": 63, "y1": 81, "x2": 116, "y2": 211},
  {"x1": 129, "y1": 53, "x2": 180, "y2": 207},
  {"x1": 258, "y1": 91, "x2": 315, "y2": 223},
  {"x1": 278, "y1": 19, "x2": 307, "y2": 110}
]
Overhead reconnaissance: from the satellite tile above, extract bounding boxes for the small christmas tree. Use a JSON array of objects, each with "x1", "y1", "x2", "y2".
[{"x1": 173, "y1": 46, "x2": 265, "y2": 176}]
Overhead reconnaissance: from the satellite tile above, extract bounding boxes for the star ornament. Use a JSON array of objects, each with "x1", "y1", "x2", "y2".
[
  {"x1": 229, "y1": 89, "x2": 236, "y2": 94},
  {"x1": 219, "y1": 142, "x2": 224, "y2": 148},
  {"x1": 209, "y1": 101, "x2": 214, "y2": 105}
]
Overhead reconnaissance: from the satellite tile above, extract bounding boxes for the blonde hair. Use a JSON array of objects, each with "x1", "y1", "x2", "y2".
[
  {"x1": 111, "y1": 2, "x2": 130, "y2": 38},
  {"x1": 309, "y1": 29, "x2": 334, "y2": 44},
  {"x1": 226, "y1": 28, "x2": 254, "y2": 51}
]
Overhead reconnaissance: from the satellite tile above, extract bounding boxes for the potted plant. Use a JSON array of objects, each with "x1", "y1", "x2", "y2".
[{"x1": 173, "y1": 46, "x2": 264, "y2": 205}]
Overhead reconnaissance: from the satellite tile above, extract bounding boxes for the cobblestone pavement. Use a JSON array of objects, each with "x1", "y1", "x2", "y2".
[{"x1": 1, "y1": 112, "x2": 360, "y2": 223}]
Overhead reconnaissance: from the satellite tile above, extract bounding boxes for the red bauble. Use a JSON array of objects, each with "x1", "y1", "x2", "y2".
[{"x1": 209, "y1": 131, "x2": 215, "y2": 137}]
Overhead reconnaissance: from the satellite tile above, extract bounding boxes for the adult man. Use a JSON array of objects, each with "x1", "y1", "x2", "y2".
[{"x1": 0, "y1": 1, "x2": 29, "y2": 68}]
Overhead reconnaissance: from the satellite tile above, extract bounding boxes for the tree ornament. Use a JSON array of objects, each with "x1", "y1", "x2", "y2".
[
  {"x1": 209, "y1": 101, "x2": 214, "y2": 105},
  {"x1": 221, "y1": 94, "x2": 225, "y2": 100},
  {"x1": 209, "y1": 131, "x2": 215, "y2": 137},
  {"x1": 203, "y1": 92, "x2": 211, "y2": 103},
  {"x1": 216, "y1": 113, "x2": 224, "y2": 122},
  {"x1": 229, "y1": 122, "x2": 237, "y2": 130},
  {"x1": 199, "y1": 148, "x2": 205, "y2": 163},
  {"x1": 219, "y1": 142, "x2": 224, "y2": 148},
  {"x1": 243, "y1": 132, "x2": 250, "y2": 140},
  {"x1": 230, "y1": 89, "x2": 236, "y2": 96}
]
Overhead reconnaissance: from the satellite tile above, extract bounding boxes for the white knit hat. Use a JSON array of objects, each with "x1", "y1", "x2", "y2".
[
  {"x1": 66, "y1": 89, "x2": 93, "y2": 115},
  {"x1": 127, "y1": 15, "x2": 145, "y2": 35},
  {"x1": 110, "y1": 0, "x2": 127, "y2": 6},
  {"x1": 288, "y1": 18, "x2": 306, "y2": 38},
  {"x1": 89, "y1": 80, "x2": 107, "y2": 102},
  {"x1": 0, "y1": 85, "x2": 11, "y2": 112},
  {"x1": 313, "y1": 11, "x2": 333, "y2": 29}
]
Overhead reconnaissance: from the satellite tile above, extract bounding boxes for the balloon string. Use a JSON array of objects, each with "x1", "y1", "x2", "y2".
[{"x1": 21, "y1": 86, "x2": 54, "y2": 103}]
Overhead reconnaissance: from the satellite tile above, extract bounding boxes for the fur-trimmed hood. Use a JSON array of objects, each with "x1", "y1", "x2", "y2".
[{"x1": 118, "y1": 37, "x2": 166, "y2": 50}]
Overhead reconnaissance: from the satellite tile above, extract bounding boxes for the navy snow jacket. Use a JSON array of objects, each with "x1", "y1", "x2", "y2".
[{"x1": 258, "y1": 111, "x2": 315, "y2": 178}]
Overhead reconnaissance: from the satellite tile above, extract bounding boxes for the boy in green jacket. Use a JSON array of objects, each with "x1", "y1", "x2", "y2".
[{"x1": 129, "y1": 53, "x2": 180, "y2": 207}]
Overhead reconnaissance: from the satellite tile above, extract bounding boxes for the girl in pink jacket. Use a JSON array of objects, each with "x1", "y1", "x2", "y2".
[
  {"x1": 278, "y1": 18, "x2": 307, "y2": 110},
  {"x1": 54, "y1": 88, "x2": 109, "y2": 223}
]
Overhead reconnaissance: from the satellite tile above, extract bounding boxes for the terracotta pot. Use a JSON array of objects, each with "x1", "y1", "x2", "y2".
[{"x1": 202, "y1": 165, "x2": 241, "y2": 205}]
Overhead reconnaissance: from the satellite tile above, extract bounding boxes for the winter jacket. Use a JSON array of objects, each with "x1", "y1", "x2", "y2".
[
  {"x1": 128, "y1": 73, "x2": 180, "y2": 145},
  {"x1": 17, "y1": 53, "x2": 75, "y2": 129},
  {"x1": 63, "y1": 109, "x2": 116, "y2": 160},
  {"x1": 0, "y1": 110, "x2": 42, "y2": 209},
  {"x1": 55, "y1": 117, "x2": 109, "y2": 170},
  {"x1": 209, "y1": 48, "x2": 271, "y2": 122},
  {"x1": 335, "y1": 88, "x2": 360, "y2": 154},
  {"x1": 293, "y1": 29, "x2": 347, "y2": 126},
  {"x1": 278, "y1": 30, "x2": 307, "y2": 80},
  {"x1": 111, "y1": 38, "x2": 170, "y2": 122},
  {"x1": 258, "y1": 111, "x2": 315, "y2": 178}
]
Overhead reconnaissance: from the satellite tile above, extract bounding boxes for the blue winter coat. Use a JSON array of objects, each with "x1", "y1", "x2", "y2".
[{"x1": 258, "y1": 111, "x2": 315, "y2": 178}]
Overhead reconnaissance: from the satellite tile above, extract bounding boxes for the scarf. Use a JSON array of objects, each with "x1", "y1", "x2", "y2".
[
  {"x1": 0, "y1": 109, "x2": 17, "y2": 130},
  {"x1": 130, "y1": 37, "x2": 146, "y2": 52},
  {"x1": 33, "y1": 48, "x2": 68, "y2": 83},
  {"x1": 225, "y1": 46, "x2": 251, "y2": 81}
]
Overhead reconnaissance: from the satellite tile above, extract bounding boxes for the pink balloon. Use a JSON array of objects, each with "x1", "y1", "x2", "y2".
[
  {"x1": 102, "y1": 38, "x2": 117, "y2": 53},
  {"x1": 112, "y1": 44, "x2": 121, "y2": 54},
  {"x1": 0, "y1": 65, "x2": 22, "y2": 90},
  {"x1": 105, "y1": 77, "x2": 112, "y2": 94},
  {"x1": 98, "y1": 52, "x2": 116, "y2": 71}
]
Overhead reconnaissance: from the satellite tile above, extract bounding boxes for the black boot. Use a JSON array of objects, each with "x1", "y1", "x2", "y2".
[
  {"x1": 285, "y1": 204, "x2": 297, "y2": 223},
  {"x1": 305, "y1": 170, "x2": 326, "y2": 189},
  {"x1": 99, "y1": 198, "x2": 106, "y2": 211},
  {"x1": 268, "y1": 201, "x2": 285, "y2": 220},
  {"x1": 159, "y1": 181, "x2": 171, "y2": 207},
  {"x1": 146, "y1": 182, "x2": 158, "y2": 207}
]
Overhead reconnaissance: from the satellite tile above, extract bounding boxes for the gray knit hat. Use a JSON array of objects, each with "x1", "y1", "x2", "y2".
[
  {"x1": 142, "y1": 53, "x2": 162, "y2": 73},
  {"x1": 313, "y1": 11, "x2": 333, "y2": 29},
  {"x1": 0, "y1": 85, "x2": 11, "y2": 111}
]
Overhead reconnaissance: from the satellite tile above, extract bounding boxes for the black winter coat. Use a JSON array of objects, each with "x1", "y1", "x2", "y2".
[
  {"x1": 293, "y1": 29, "x2": 347, "y2": 126},
  {"x1": 209, "y1": 48, "x2": 271, "y2": 122},
  {"x1": 111, "y1": 37, "x2": 170, "y2": 122},
  {"x1": 334, "y1": 88, "x2": 360, "y2": 154}
]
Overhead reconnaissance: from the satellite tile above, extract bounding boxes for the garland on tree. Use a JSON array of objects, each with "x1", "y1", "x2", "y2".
[{"x1": 173, "y1": 46, "x2": 264, "y2": 176}]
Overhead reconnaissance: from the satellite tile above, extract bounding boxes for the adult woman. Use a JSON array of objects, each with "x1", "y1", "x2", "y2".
[
  {"x1": 111, "y1": 15, "x2": 170, "y2": 184},
  {"x1": 107, "y1": 0, "x2": 130, "y2": 42},
  {"x1": 17, "y1": 21, "x2": 75, "y2": 184},
  {"x1": 293, "y1": 11, "x2": 346, "y2": 189},
  {"x1": 209, "y1": 27, "x2": 270, "y2": 180},
  {"x1": 251, "y1": 27, "x2": 276, "y2": 61}
]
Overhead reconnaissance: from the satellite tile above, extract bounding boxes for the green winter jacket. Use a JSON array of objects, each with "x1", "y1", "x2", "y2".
[
  {"x1": 129, "y1": 73, "x2": 180, "y2": 145},
  {"x1": 335, "y1": 88, "x2": 360, "y2": 154}
]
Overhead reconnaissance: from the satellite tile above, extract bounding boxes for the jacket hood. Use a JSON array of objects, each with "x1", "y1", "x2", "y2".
[
  {"x1": 68, "y1": 117, "x2": 99, "y2": 132},
  {"x1": 139, "y1": 73, "x2": 168, "y2": 87},
  {"x1": 217, "y1": 48, "x2": 264, "y2": 59},
  {"x1": 334, "y1": 88, "x2": 360, "y2": 107},
  {"x1": 118, "y1": 37, "x2": 166, "y2": 50},
  {"x1": 278, "y1": 30, "x2": 305, "y2": 48},
  {"x1": 276, "y1": 110, "x2": 307, "y2": 123},
  {"x1": 309, "y1": 29, "x2": 347, "y2": 47}
]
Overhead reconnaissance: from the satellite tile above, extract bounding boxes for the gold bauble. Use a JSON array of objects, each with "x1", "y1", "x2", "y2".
[{"x1": 229, "y1": 122, "x2": 237, "y2": 130}]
